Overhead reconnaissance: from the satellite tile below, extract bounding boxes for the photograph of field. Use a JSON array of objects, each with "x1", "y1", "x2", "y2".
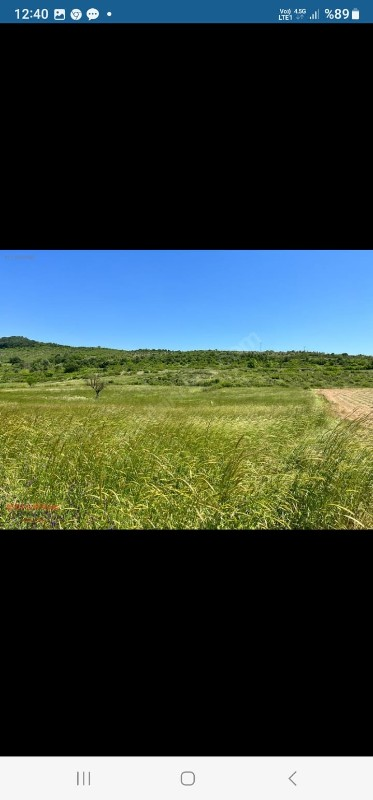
[{"x1": 1, "y1": 250, "x2": 372, "y2": 530}]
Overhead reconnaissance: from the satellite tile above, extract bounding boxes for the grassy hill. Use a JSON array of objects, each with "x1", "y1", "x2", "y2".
[
  {"x1": 0, "y1": 336, "x2": 373, "y2": 389},
  {"x1": 1, "y1": 382, "x2": 372, "y2": 529},
  {"x1": 1, "y1": 337, "x2": 373, "y2": 529}
]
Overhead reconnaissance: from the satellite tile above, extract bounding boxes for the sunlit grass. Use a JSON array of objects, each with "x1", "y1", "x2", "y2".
[{"x1": 0, "y1": 382, "x2": 372, "y2": 529}]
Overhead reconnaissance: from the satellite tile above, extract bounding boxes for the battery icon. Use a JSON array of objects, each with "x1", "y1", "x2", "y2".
[{"x1": 351, "y1": 8, "x2": 359, "y2": 18}]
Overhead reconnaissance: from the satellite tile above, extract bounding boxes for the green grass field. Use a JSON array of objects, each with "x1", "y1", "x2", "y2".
[{"x1": 1, "y1": 379, "x2": 372, "y2": 529}]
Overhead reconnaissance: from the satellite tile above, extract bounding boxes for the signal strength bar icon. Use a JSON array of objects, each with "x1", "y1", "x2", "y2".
[{"x1": 309, "y1": 8, "x2": 319, "y2": 16}]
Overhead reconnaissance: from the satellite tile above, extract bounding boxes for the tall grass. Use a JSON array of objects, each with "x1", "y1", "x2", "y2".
[{"x1": 0, "y1": 384, "x2": 372, "y2": 529}]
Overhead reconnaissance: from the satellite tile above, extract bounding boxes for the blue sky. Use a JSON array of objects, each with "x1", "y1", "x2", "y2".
[{"x1": 1, "y1": 250, "x2": 372, "y2": 354}]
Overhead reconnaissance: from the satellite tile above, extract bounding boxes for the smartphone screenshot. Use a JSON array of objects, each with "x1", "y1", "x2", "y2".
[
  {"x1": 0, "y1": 0, "x2": 369, "y2": 756},
  {"x1": 1, "y1": 251, "x2": 370, "y2": 779}
]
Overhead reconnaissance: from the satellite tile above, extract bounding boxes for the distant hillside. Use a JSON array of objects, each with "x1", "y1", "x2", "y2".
[
  {"x1": 0, "y1": 338, "x2": 373, "y2": 389},
  {"x1": 0, "y1": 335, "x2": 59, "y2": 348}
]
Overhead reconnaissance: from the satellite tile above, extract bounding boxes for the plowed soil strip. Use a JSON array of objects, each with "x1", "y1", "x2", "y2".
[{"x1": 316, "y1": 388, "x2": 373, "y2": 423}]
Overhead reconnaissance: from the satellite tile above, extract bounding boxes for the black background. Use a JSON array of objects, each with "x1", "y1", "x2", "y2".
[
  {"x1": 1, "y1": 530, "x2": 371, "y2": 754},
  {"x1": 2, "y1": 23, "x2": 370, "y2": 248}
]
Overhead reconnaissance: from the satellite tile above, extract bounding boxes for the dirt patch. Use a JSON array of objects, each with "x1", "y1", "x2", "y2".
[{"x1": 316, "y1": 388, "x2": 373, "y2": 423}]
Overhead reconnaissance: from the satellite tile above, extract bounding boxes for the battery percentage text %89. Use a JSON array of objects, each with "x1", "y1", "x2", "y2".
[{"x1": 324, "y1": 8, "x2": 350, "y2": 17}]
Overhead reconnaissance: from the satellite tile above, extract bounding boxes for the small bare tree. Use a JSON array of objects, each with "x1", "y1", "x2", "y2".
[{"x1": 86, "y1": 373, "x2": 106, "y2": 399}]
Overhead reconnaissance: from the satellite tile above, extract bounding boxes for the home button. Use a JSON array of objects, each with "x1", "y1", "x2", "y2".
[{"x1": 181, "y1": 772, "x2": 195, "y2": 786}]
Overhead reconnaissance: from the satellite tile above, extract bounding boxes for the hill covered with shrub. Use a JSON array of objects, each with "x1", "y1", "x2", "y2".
[{"x1": 0, "y1": 337, "x2": 372, "y2": 388}]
